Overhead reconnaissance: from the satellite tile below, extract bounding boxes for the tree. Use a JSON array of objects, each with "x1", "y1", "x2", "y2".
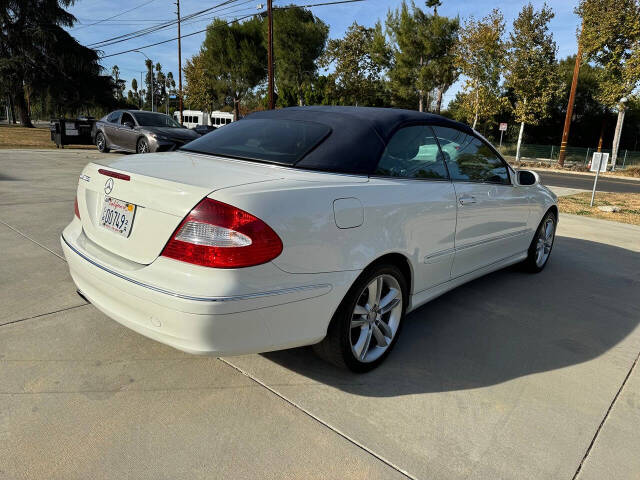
[
  {"x1": 0, "y1": 0, "x2": 109, "y2": 126},
  {"x1": 455, "y1": 9, "x2": 506, "y2": 129},
  {"x1": 184, "y1": 51, "x2": 215, "y2": 111},
  {"x1": 111, "y1": 65, "x2": 125, "y2": 100},
  {"x1": 321, "y1": 22, "x2": 389, "y2": 106},
  {"x1": 165, "y1": 71, "x2": 176, "y2": 113},
  {"x1": 128, "y1": 78, "x2": 140, "y2": 107},
  {"x1": 202, "y1": 16, "x2": 266, "y2": 120},
  {"x1": 504, "y1": 3, "x2": 560, "y2": 161},
  {"x1": 424, "y1": 13, "x2": 459, "y2": 113},
  {"x1": 269, "y1": 6, "x2": 328, "y2": 107},
  {"x1": 155, "y1": 63, "x2": 166, "y2": 112},
  {"x1": 386, "y1": 1, "x2": 459, "y2": 112},
  {"x1": 577, "y1": 0, "x2": 640, "y2": 164},
  {"x1": 144, "y1": 59, "x2": 155, "y2": 111}
]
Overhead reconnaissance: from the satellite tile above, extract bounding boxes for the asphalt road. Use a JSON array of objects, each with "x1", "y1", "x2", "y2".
[
  {"x1": 2, "y1": 149, "x2": 640, "y2": 480},
  {"x1": 536, "y1": 170, "x2": 640, "y2": 193}
]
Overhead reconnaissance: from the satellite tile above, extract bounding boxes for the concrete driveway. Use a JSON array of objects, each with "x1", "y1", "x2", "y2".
[{"x1": 1, "y1": 149, "x2": 639, "y2": 480}]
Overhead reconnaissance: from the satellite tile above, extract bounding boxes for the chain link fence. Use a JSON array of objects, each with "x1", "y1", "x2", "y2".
[{"x1": 498, "y1": 143, "x2": 640, "y2": 169}]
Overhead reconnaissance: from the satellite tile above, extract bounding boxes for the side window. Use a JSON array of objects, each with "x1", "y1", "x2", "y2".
[
  {"x1": 121, "y1": 112, "x2": 135, "y2": 125},
  {"x1": 375, "y1": 125, "x2": 449, "y2": 180},
  {"x1": 107, "y1": 111, "x2": 121, "y2": 123},
  {"x1": 432, "y1": 126, "x2": 509, "y2": 185}
]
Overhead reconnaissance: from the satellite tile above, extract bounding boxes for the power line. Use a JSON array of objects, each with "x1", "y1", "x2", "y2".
[
  {"x1": 72, "y1": 0, "x2": 160, "y2": 31},
  {"x1": 100, "y1": 0, "x2": 365, "y2": 58},
  {"x1": 88, "y1": 0, "x2": 243, "y2": 48},
  {"x1": 100, "y1": 12, "x2": 257, "y2": 58}
]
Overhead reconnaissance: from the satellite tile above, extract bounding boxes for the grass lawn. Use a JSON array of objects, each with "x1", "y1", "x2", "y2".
[
  {"x1": 0, "y1": 125, "x2": 94, "y2": 149},
  {"x1": 558, "y1": 192, "x2": 640, "y2": 226}
]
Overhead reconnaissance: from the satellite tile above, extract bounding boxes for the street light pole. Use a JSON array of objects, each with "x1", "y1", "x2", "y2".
[{"x1": 134, "y1": 50, "x2": 154, "y2": 112}]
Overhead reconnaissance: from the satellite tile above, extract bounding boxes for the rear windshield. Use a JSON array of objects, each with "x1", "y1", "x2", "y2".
[{"x1": 181, "y1": 118, "x2": 331, "y2": 165}]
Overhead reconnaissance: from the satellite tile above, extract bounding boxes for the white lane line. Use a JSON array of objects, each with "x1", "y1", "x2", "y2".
[{"x1": 219, "y1": 357, "x2": 418, "y2": 480}]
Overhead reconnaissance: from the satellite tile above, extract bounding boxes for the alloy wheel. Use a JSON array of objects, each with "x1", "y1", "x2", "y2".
[
  {"x1": 535, "y1": 217, "x2": 555, "y2": 267},
  {"x1": 350, "y1": 274, "x2": 403, "y2": 363}
]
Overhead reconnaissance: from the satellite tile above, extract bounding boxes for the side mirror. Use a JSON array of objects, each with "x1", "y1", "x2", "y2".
[
  {"x1": 516, "y1": 169, "x2": 539, "y2": 186},
  {"x1": 124, "y1": 121, "x2": 134, "y2": 129}
]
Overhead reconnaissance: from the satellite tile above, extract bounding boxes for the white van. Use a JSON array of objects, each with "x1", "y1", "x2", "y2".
[{"x1": 174, "y1": 110, "x2": 234, "y2": 129}]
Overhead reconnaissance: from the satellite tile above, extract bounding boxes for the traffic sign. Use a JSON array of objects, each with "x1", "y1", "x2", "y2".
[{"x1": 499, "y1": 122, "x2": 508, "y2": 131}]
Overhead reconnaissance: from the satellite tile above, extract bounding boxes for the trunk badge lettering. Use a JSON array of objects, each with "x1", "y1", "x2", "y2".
[{"x1": 79, "y1": 174, "x2": 90, "y2": 183}]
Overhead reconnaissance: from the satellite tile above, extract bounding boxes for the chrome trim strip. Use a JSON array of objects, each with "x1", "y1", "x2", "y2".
[{"x1": 61, "y1": 234, "x2": 331, "y2": 303}]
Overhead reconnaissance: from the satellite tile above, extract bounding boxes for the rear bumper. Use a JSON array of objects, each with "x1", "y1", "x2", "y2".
[{"x1": 61, "y1": 221, "x2": 358, "y2": 355}]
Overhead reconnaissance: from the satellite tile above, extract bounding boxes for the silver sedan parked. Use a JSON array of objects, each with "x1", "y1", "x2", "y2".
[{"x1": 94, "y1": 110, "x2": 200, "y2": 154}]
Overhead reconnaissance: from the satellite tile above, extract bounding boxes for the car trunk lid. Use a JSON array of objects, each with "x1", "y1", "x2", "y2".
[{"x1": 76, "y1": 152, "x2": 281, "y2": 264}]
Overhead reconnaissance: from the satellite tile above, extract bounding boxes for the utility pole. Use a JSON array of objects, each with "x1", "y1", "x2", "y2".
[
  {"x1": 558, "y1": 23, "x2": 583, "y2": 167},
  {"x1": 267, "y1": 0, "x2": 274, "y2": 109},
  {"x1": 177, "y1": 0, "x2": 183, "y2": 124},
  {"x1": 597, "y1": 116, "x2": 607, "y2": 152}
]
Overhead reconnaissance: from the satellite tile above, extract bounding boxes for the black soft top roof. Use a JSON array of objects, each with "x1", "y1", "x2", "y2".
[{"x1": 248, "y1": 106, "x2": 473, "y2": 174}]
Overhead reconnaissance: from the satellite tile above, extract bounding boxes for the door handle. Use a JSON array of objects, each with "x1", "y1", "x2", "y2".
[{"x1": 459, "y1": 195, "x2": 477, "y2": 205}]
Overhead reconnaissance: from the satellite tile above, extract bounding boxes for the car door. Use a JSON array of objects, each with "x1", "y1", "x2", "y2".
[
  {"x1": 116, "y1": 112, "x2": 139, "y2": 151},
  {"x1": 102, "y1": 111, "x2": 121, "y2": 147},
  {"x1": 369, "y1": 124, "x2": 457, "y2": 293},
  {"x1": 432, "y1": 125, "x2": 530, "y2": 278}
]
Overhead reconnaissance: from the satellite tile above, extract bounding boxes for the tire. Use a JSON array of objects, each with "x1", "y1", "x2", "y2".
[
  {"x1": 136, "y1": 138, "x2": 150, "y2": 154},
  {"x1": 313, "y1": 263, "x2": 408, "y2": 372},
  {"x1": 522, "y1": 210, "x2": 557, "y2": 273},
  {"x1": 95, "y1": 132, "x2": 109, "y2": 153}
]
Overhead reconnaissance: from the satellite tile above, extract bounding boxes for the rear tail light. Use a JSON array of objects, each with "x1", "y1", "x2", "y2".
[
  {"x1": 74, "y1": 196, "x2": 80, "y2": 219},
  {"x1": 161, "y1": 198, "x2": 283, "y2": 268}
]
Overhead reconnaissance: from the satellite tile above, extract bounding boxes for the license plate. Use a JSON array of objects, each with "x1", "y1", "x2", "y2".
[{"x1": 100, "y1": 196, "x2": 136, "y2": 237}]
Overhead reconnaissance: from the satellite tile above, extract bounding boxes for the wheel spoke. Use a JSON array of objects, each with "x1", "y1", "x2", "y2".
[
  {"x1": 351, "y1": 318, "x2": 367, "y2": 329},
  {"x1": 545, "y1": 221, "x2": 554, "y2": 240},
  {"x1": 359, "y1": 326, "x2": 373, "y2": 360},
  {"x1": 379, "y1": 288, "x2": 400, "y2": 315},
  {"x1": 377, "y1": 319, "x2": 393, "y2": 338},
  {"x1": 367, "y1": 277, "x2": 383, "y2": 307},
  {"x1": 353, "y1": 304, "x2": 368, "y2": 316},
  {"x1": 372, "y1": 323, "x2": 388, "y2": 347}
]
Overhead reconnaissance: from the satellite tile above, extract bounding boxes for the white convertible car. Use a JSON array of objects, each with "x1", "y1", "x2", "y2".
[{"x1": 62, "y1": 107, "x2": 557, "y2": 372}]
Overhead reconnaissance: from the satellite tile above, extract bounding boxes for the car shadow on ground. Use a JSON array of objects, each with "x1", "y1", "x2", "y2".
[{"x1": 261, "y1": 236, "x2": 640, "y2": 396}]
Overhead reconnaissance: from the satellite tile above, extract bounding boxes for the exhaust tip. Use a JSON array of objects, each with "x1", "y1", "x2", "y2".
[{"x1": 76, "y1": 289, "x2": 90, "y2": 304}]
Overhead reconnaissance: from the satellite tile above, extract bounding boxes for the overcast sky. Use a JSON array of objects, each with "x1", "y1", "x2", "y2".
[{"x1": 66, "y1": 0, "x2": 581, "y2": 105}]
